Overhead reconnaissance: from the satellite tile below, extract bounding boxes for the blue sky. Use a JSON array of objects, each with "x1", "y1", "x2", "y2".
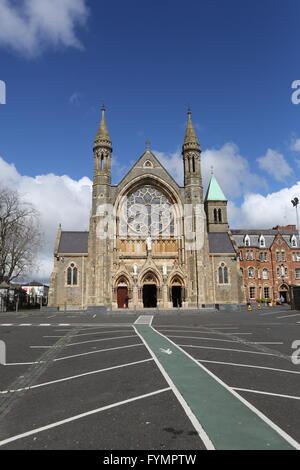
[{"x1": 0, "y1": 0, "x2": 300, "y2": 280}]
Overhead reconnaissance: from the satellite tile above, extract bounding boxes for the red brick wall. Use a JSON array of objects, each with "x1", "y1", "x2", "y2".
[{"x1": 239, "y1": 233, "x2": 300, "y2": 302}]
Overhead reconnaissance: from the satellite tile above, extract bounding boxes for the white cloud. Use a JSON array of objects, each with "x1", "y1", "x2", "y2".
[
  {"x1": 69, "y1": 92, "x2": 82, "y2": 106},
  {"x1": 154, "y1": 143, "x2": 267, "y2": 199},
  {"x1": 229, "y1": 182, "x2": 300, "y2": 229},
  {"x1": 291, "y1": 138, "x2": 300, "y2": 152},
  {"x1": 257, "y1": 148, "x2": 293, "y2": 182},
  {"x1": 0, "y1": 0, "x2": 89, "y2": 57},
  {"x1": 0, "y1": 156, "x2": 92, "y2": 283}
]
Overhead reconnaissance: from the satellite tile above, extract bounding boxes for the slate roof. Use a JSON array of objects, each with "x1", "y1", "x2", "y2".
[
  {"x1": 57, "y1": 231, "x2": 236, "y2": 255},
  {"x1": 231, "y1": 229, "x2": 299, "y2": 249},
  {"x1": 208, "y1": 232, "x2": 236, "y2": 253},
  {"x1": 58, "y1": 231, "x2": 89, "y2": 254}
]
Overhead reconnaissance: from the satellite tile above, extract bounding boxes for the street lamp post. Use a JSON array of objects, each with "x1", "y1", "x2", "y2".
[{"x1": 291, "y1": 197, "x2": 300, "y2": 246}]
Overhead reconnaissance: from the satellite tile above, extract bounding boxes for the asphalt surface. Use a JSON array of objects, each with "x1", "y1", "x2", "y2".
[{"x1": 0, "y1": 305, "x2": 299, "y2": 450}]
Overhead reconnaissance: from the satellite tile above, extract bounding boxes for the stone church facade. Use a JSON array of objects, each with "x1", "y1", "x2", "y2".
[{"x1": 48, "y1": 108, "x2": 245, "y2": 310}]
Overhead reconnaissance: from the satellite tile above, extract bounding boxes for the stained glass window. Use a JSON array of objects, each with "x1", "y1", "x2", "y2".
[{"x1": 119, "y1": 185, "x2": 174, "y2": 237}]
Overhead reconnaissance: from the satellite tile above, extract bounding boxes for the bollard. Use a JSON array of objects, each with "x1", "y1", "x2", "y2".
[{"x1": 257, "y1": 303, "x2": 261, "y2": 310}]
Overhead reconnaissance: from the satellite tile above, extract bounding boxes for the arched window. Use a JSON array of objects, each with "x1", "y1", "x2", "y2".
[
  {"x1": 218, "y1": 208, "x2": 222, "y2": 223},
  {"x1": 263, "y1": 269, "x2": 268, "y2": 280},
  {"x1": 218, "y1": 263, "x2": 229, "y2": 284},
  {"x1": 214, "y1": 209, "x2": 218, "y2": 223},
  {"x1": 67, "y1": 263, "x2": 78, "y2": 285},
  {"x1": 248, "y1": 267, "x2": 254, "y2": 279}
]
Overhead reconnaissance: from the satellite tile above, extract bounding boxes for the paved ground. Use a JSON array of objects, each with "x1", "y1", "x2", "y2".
[{"x1": 0, "y1": 305, "x2": 299, "y2": 450}]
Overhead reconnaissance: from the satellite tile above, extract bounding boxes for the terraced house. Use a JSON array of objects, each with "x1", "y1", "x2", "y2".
[{"x1": 48, "y1": 108, "x2": 245, "y2": 311}]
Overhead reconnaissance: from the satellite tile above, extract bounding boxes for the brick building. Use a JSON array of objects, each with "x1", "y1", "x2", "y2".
[{"x1": 231, "y1": 226, "x2": 300, "y2": 303}]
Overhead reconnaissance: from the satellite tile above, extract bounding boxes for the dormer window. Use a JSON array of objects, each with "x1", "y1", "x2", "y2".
[
  {"x1": 291, "y1": 235, "x2": 297, "y2": 248},
  {"x1": 244, "y1": 235, "x2": 250, "y2": 247},
  {"x1": 259, "y1": 235, "x2": 265, "y2": 248}
]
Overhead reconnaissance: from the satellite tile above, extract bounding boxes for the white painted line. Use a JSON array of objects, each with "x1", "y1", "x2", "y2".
[
  {"x1": 0, "y1": 324, "x2": 13, "y2": 327},
  {"x1": 0, "y1": 387, "x2": 171, "y2": 448},
  {"x1": 58, "y1": 324, "x2": 71, "y2": 326},
  {"x1": 134, "y1": 315, "x2": 154, "y2": 325},
  {"x1": 4, "y1": 360, "x2": 45, "y2": 366},
  {"x1": 233, "y1": 387, "x2": 300, "y2": 401},
  {"x1": 133, "y1": 326, "x2": 215, "y2": 450},
  {"x1": 152, "y1": 328, "x2": 300, "y2": 449},
  {"x1": 30, "y1": 346, "x2": 53, "y2": 349},
  {"x1": 245, "y1": 342, "x2": 283, "y2": 345},
  {"x1": 39, "y1": 324, "x2": 51, "y2": 326},
  {"x1": 277, "y1": 314, "x2": 300, "y2": 319},
  {"x1": 44, "y1": 329, "x2": 133, "y2": 338},
  {"x1": 224, "y1": 333, "x2": 253, "y2": 336},
  {"x1": 260, "y1": 311, "x2": 282, "y2": 316},
  {"x1": 67, "y1": 334, "x2": 137, "y2": 346},
  {"x1": 55, "y1": 343, "x2": 143, "y2": 361},
  {"x1": 0, "y1": 358, "x2": 154, "y2": 394},
  {"x1": 19, "y1": 324, "x2": 32, "y2": 326},
  {"x1": 167, "y1": 335, "x2": 238, "y2": 343},
  {"x1": 178, "y1": 344, "x2": 278, "y2": 357},
  {"x1": 197, "y1": 359, "x2": 300, "y2": 375}
]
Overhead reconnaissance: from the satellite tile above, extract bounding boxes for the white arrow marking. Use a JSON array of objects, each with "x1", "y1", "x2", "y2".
[
  {"x1": 160, "y1": 348, "x2": 172, "y2": 355},
  {"x1": 0, "y1": 340, "x2": 6, "y2": 365}
]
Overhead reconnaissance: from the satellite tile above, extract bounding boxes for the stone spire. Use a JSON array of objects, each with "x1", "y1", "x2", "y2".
[
  {"x1": 183, "y1": 108, "x2": 200, "y2": 151},
  {"x1": 94, "y1": 105, "x2": 112, "y2": 152},
  {"x1": 182, "y1": 108, "x2": 202, "y2": 193}
]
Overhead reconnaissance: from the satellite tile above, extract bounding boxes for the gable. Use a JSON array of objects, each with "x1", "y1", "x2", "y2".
[{"x1": 112, "y1": 149, "x2": 183, "y2": 205}]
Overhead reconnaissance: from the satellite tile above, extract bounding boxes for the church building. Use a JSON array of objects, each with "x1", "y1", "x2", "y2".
[{"x1": 48, "y1": 108, "x2": 245, "y2": 310}]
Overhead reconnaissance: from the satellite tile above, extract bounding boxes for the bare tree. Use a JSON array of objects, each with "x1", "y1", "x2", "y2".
[{"x1": 0, "y1": 187, "x2": 42, "y2": 283}]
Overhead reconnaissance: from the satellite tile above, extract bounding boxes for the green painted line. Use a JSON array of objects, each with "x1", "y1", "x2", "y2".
[{"x1": 135, "y1": 324, "x2": 299, "y2": 450}]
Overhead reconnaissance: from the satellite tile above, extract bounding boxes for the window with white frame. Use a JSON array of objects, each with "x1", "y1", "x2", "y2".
[
  {"x1": 296, "y1": 268, "x2": 300, "y2": 279},
  {"x1": 259, "y1": 235, "x2": 265, "y2": 248},
  {"x1": 244, "y1": 235, "x2": 250, "y2": 247},
  {"x1": 249, "y1": 286, "x2": 255, "y2": 299},
  {"x1": 291, "y1": 235, "x2": 297, "y2": 247},
  {"x1": 248, "y1": 267, "x2": 254, "y2": 279},
  {"x1": 263, "y1": 269, "x2": 268, "y2": 280},
  {"x1": 264, "y1": 287, "x2": 270, "y2": 298}
]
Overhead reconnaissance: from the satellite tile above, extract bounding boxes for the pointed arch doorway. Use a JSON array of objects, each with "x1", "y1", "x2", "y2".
[
  {"x1": 170, "y1": 276, "x2": 184, "y2": 308},
  {"x1": 142, "y1": 273, "x2": 158, "y2": 308},
  {"x1": 116, "y1": 278, "x2": 129, "y2": 308}
]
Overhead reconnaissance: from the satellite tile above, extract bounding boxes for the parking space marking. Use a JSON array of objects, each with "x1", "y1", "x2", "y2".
[
  {"x1": 277, "y1": 314, "x2": 300, "y2": 319},
  {"x1": 0, "y1": 358, "x2": 154, "y2": 394},
  {"x1": 44, "y1": 329, "x2": 133, "y2": 339},
  {"x1": 246, "y1": 342, "x2": 283, "y2": 345},
  {"x1": 54, "y1": 343, "x2": 143, "y2": 361},
  {"x1": 233, "y1": 388, "x2": 300, "y2": 401},
  {"x1": 67, "y1": 334, "x2": 137, "y2": 347},
  {"x1": 134, "y1": 324, "x2": 300, "y2": 450},
  {"x1": 178, "y1": 344, "x2": 278, "y2": 357},
  {"x1": 0, "y1": 387, "x2": 171, "y2": 448},
  {"x1": 197, "y1": 360, "x2": 300, "y2": 375},
  {"x1": 167, "y1": 335, "x2": 238, "y2": 343}
]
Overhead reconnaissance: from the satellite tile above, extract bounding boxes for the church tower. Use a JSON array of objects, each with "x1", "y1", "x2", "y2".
[
  {"x1": 87, "y1": 106, "x2": 113, "y2": 308},
  {"x1": 182, "y1": 109, "x2": 203, "y2": 203},
  {"x1": 182, "y1": 110, "x2": 212, "y2": 307},
  {"x1": 204, "y1": 173, "x2": 229, "y2": 232}
]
